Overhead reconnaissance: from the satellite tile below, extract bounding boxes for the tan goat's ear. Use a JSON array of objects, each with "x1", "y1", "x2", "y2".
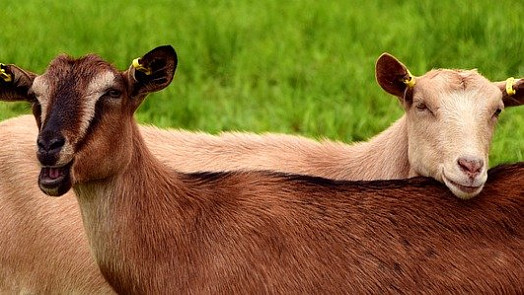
[
  {"x1": 0, "y1": 64, "x2": 37, "y2": 102},
  {"x1": 494, "y1": 78, "x2": 524, "y2": 107},
  {"x1": 375, "y1": 53, "x2": 416, "y2": 104},
  {"x1": 126, "y1": 45, "x2": 178, "y2": 107}
]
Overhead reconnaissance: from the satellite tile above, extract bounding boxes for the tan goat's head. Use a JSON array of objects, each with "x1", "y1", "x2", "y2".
[
  {"x1": 376, "y1": 53, "x2": 523, "y2": 199},
  {"x1": 0, "y1": 46, "x2": 178, "y2": 196}
]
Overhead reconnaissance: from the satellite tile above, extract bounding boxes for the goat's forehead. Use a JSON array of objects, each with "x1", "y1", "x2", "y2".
[
  {"x1": 42, "y1": 54, "x2": 119, "y2": 85},
  {"x1": 86, "y1": 71, "x2": 118, "y2": 93},
  {"x1": 417, "y1": 69, "x2": 501, "y2": 102},
  {"x1": 33, "y1": 55, "x2": 121, "y2": 98}
]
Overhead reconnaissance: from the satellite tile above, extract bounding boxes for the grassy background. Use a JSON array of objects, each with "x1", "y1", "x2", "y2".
[{"x1": 0, "y1": 0, "x2": 522, "y2": 166}]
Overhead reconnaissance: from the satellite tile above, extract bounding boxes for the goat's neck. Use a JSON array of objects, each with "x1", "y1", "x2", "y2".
[
  {"x1": 74, "y1": 123, "x2": 190, "y2": 293},
  {"x1": 315, "y1": 116, "x2": 411, "y2": 180}
]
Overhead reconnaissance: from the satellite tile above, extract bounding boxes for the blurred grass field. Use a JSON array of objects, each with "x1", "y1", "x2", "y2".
[{"x1": 0, "y1": 0, "x2": 522, "y2": 166}]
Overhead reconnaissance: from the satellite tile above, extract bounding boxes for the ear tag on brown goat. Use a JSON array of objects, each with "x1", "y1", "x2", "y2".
[
  {"x1": 132, "y1": 58, "x2": 152, "y2": 76},
  {"x1": 0, "y1": 64, "x2": 12, "y2": 82},
  {"x1": 402, "y1": 69, "x2": 416, "y2": 88},
  {"x1": 505, "y1": 77, "x2": 517, "y2": 96}
]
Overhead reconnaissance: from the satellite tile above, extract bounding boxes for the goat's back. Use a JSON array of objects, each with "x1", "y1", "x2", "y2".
[{"x1": 103, "y1": 162, "x2": 523, "y2": 294}]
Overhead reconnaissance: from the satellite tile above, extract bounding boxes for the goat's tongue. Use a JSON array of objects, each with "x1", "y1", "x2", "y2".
[
  {"x1": 49, "y1": 168, "x2": 62, "y2": 179},
  {"x1": 44, "y1": 167, "x2": 63, "y2": 180}
]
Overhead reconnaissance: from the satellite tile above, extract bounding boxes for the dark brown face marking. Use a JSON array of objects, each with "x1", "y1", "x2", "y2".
[
  {"x1": 32, "y1": 54, "x2": 123, "y2": 195},
  {"x1": 36, "y1": 55, "x2": 120, "y2": 137},
  {"x1": 34, "y1": 55, "x2": 124, "y2": 154}
]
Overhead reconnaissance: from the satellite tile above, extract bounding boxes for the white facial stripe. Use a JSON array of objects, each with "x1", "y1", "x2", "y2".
[
  {"x1": 57, "y1": 142, "x2": 75, "y2": 166},
  {"x1": 31, "y1": 76, "x2": 50, "y2": 123},
  {"x1": 77, "y1": 71, "x2": 117, "y2": 139}
]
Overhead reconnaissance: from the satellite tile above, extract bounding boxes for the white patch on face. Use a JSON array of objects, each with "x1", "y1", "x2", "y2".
[
  {"x1": 77, "y1": 71, "x2": 117, "y2": 140},
  {"x1": 31, "y1": 76, "x2": 50, "y2": 123},
  {"x1": 57, "y1": 71, "x2": 116, "y2": 167},
  {"x1": 57, "y1": 141, "x2": 75, "y2": 166}
]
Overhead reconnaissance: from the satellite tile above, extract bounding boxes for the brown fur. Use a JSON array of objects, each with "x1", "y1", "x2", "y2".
[
  {"x1": 80, "y1": 124, "x2": 524, "y2": 294},
  {"x1": 0, "y1": 48, "x2": 522, "y2": 293},
  {"x1": 0, "y1": 114, "x2": 407, "y2": 293},
  {"x1": 21, "y1": 46, "x2": 524, "y2": 294}
]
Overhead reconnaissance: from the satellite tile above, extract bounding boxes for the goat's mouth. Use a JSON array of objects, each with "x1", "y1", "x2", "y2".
[
  {"x1": 38, "y1": 161, "x2": 73, "y2": 197},
  {"x1": 442, "y1": 173, "x2": 484, "y2": 199}
]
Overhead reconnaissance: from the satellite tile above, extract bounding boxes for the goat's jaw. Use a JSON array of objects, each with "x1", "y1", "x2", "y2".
[
  {"x1": 441, "y1": 171, "x2": 486, "y2": 200},
  {"x1": 38, "y1": 161, "x2": 73, "y2": 197}
]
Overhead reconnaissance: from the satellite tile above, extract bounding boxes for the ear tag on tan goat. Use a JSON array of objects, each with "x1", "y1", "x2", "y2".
[
  {"x1": 132, "y1": 58, "x2": 152, "y2": 76},
  {"x1": 403, "y1": 69, "x2": 416, "y2": 88},
  {"x1": 505, "y1": 77, "x2": 517, "y2": 96},
  {"x1": 0, "y1": 64, "x2": 12, "y2": 82}
]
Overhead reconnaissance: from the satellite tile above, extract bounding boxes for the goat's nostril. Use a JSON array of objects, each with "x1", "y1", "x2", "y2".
[
  {"x1": 37, "y1": 138, "x2": 46, "y2": 150},
  {"x1": 457, "y1": 157, "x2": 484, "y2": 177},
  {"x1": 37, "y1": 136, "x2": 65, "y2": 153},
  {"x1": 49, "y1": 137, "x2": 65, "y2": 152}
]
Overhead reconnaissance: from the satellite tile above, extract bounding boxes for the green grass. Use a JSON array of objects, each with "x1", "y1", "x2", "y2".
[{"x1": 0, "y1": 0, "x2": 522, "y2": 165}]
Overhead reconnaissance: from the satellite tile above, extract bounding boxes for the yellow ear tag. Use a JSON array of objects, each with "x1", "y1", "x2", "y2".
[
  {"x1": 505, "y1": 77, "x2": 517, "y2": 96},
  {"x1": 403, "y1": 69, "x2": 416, "y2": 88},
  {"x1": 0, "y1": 64, "x2": 12, "y2": 82},
  {"x1": 132, "y1": 58, "x2": 152, "y2": 75}
]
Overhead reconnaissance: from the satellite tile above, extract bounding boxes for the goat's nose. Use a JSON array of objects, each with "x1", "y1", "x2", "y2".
[
  {"x1": 457, "y1": 157, "x2": 484, "y2": 179},
  {"x1": 37, "y1": 135, "x2": 65, "y2": 154}
]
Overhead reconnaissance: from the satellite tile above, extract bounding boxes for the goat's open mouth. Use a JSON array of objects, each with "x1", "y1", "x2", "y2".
[{"x1": 38, "y1": 162, "x2": 73, "y2": 197}]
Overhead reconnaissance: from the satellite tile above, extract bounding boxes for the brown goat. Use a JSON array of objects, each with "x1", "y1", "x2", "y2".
[
  {"x1": 3, "y1": 45, "x2": 522, "y2": 294},
  {"x1": 3, "y1": 52, "x2": 523, "y2": 197}
]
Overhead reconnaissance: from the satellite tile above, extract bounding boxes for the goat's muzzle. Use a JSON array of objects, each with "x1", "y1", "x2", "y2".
[
  {"x1": 38, "y1": 161, "x2": 73, "y2": 197},
  {"x1": 37, "y1": 132, "x2": 65, "y2": 165},
  {"x1": 36, "y1": 132, "x2": 73, "y2": 196}
]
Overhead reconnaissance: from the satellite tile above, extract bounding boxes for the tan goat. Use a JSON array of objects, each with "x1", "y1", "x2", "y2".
[
  {"x1": 3, "y1": 51, "x2": 522, "y2": 197},
  {"x1": 3, "y1": 45, "x2": 523, "y2": 294}
]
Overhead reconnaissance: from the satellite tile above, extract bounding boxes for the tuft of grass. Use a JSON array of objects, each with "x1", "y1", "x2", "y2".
[{"x1": 0, "y1": 0, "x2": 522, "y2": 166}]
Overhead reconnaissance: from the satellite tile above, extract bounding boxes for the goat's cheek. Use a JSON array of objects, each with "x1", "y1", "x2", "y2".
[{"x1": 410, "y1": 120, "x2": 441, "y2": 177}]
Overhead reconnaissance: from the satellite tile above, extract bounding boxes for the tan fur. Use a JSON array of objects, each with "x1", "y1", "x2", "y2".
[
  {"x1": 1, "y1": 49, "x2": 522, "y2": 293},
  {"x1": 17, "y1": 47, "x2": 524, "y2": 294},
  {"x1": 0, "y1": 114, "x2": 409, "y2": 294},
  {"x1": 404, "y1": 69, "x2": 504, "y2": 199},
  {"x1": 0, "y1": 117, "x2": 114, "y2": 294},
  {"x1": 374, "y1": 53, "x2": 523, "y2": 199},
  {"x1": 83, "y1": 135, "x2": 524, "y2": 294},
  {"x1": 74, "y1": 121, "x2": 524, "y2": 294}
]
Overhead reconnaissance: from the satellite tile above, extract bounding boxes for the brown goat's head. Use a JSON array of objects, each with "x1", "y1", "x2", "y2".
[
  {"x1": 0, "y1": 46, "x2": 177, "y2": 196},
  {"x1": 375, "y1": 53, "x2": 523, "y2": 199}
]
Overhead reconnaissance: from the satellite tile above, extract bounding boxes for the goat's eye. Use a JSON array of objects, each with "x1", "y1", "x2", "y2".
[
  {"x1": 105, "y1": 89, "x2": 122, "y2": 98},
  {"x1": 416, "y1": 103, "x2": 428, "y2": 111},
  {"x1": 414, "y1": 102, "x2": 435, "y2": 117},
  {"x1": 493, "y1": 108, "x2": 502, "y2": 118}
]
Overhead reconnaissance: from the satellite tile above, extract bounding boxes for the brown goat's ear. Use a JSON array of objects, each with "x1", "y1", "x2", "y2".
[
  {"x1": 494, "y1": 78, "x2": 524, "y2": 107},
  {"x1": 126, "y1": 45, "x2": 178, "y2": 107},
  {"x1": 0, "y1": 64, "x2": 37, "y2": 102},
  {"x1": 375, "y1": 53, "x2": 416, "y2": 104}
]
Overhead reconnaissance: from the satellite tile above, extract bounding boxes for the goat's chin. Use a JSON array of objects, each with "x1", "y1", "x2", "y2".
[
  {"x1": 442, "y1": 175, "x2": 485, "y2": 200},
  {"x1": 38, "y1": 162, "x2": 73, "y2": 197}
]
